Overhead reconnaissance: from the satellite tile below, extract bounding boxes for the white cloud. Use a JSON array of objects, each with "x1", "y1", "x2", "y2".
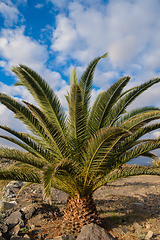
[
  {"x1": 51, "y1": 0, "x2": 160, "y2": 70},
  {"x1": 109, "y1": 35, "x2": 138, "y2": 68},
  {"x1": 47, "y1": 0, "x2": 67, "y2": 9},
  {"x1": 153, "y1": 131, "x2": 160, "y2": 138},
  {"x1": 55, "y1": 81, "x2": 70, "y2": 109},
  {"x1": 35, "y1": 3, "x2": 44, "y2": 9},
  {"x1": 48, "y1": 0, "x2": 105, "y2": 10},
  {"x1": 51, "y1": 15, "x2": 78, "y2": 54},
  {"x1": 0, "y1": 27, "x2": 48, "y2": 70},
  {"x1": 0, "y1": 60, "x2": 7, "y2": 68},
  {"x1": 0, "y1": 26, "x2": 69, "y2": 104},
  {"x1": 0, "y1": 0, "x2": 24, "y2": 26},
  {"x1": 0, "y1": 82, "x2": 35, "y2": 103}
]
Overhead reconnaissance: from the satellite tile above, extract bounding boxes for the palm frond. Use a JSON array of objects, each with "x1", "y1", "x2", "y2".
[
  {"x1": 43, "y1": 164, "x2": 55, "y2": 200},
  {"x1": 0, "y1": 125, "x2": 52, "y2": 159},
  {"x1": 53, "y1": 172, "x2": 80, "y2": 197},
  {"x1": 141, "y1": 151, "x2": 159, "y2": 161},
  {"x1": 68, "y1": 84, "x2": 87, "y2": 152},
  {"x1": 92, "y1": 165, "x2": 160, "y2": 191},
  {"x1": 121, "y1": 110, "x2": 160, "y2": 132},
  {"x1": 0, "y1": 167, "x2": 41, "y2": 183},
  {"x1": 79, "y1": 53, "x2": 108, "y2": 114},
  {"x1": 70, "y1": 68, "x2": 78, "y2": 85},
  {"x1": 0, "y1": 93, "x2": 50, "y2": 141},
  {"x1": 119, "y1": 140, "x2": 160, "y2": 165},
  {"x1": 83, "y1": 127, "x2": 128, "y2": 186},
  {"x1": 121, "y1": 123, "x2": 160, "y2": 150},
  {"x1": 0, "y1": 148, "x2": 46, "y2": 168},
  {"x1": 0, "y1": 94, "x2": 67, "y2": 160},
  {"x1": 12, "y1": 64, "x2": 67, "y2": 139},
  {"x1": 106, "y1": 77, "x2": 160, "y2": 126},
  {"x1": 116, "y1": 106, "x2": 160, "y2": 126},
  {"x1": 42, "y1": 158, "x2": 77, "y2": 198},
  {"x1": 23, "y1": 101, "x2": 69, "y2": 159},
  {"x1": 88, "y1": 76, "x2": 131, "y2": 134}
]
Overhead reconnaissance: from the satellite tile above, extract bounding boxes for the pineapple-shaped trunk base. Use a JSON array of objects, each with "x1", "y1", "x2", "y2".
[{"x1": 62, "y1": 194, "x2": 101, "y2": 234}]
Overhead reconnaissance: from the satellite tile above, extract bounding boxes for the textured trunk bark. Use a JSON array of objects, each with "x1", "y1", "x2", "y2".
[{"x1": 62, "y1": 194, "x2": 100, "y2": 234}]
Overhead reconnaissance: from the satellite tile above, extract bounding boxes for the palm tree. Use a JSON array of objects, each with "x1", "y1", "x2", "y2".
[{"x1": 0, "y1": 53, "x2": 160, "y2": 233}]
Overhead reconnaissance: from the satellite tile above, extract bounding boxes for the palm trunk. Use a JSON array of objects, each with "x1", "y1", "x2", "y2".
[{"x1": 62, "y1": 194, "x2": 100, "y2": 234}]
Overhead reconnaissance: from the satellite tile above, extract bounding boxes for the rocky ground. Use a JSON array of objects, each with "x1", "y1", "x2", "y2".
[{"x1": 0, "y1": 159, "x2": 160, "y2": 239}]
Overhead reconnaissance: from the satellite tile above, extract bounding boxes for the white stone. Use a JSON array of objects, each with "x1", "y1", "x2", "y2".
[
  {"x1": 9, "y1": 201, "x2": 17, "y2": 205},
  {"x1": 145, "y1": 223, "x2": 151, "y2": 229},
  {"x1": 133, "y1": 222, "x2": 142, "y2": 229},
  {"x1": 145, "y1": 230, "x2": 154, "y2": 239},
  {"x1": 23, "y1": 234, "x2": 31, "y2": 239}
]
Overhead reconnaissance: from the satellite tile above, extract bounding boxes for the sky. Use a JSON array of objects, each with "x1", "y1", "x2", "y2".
[{"x1": 0, "y1": 0, "x2": 160, "y2": 165}]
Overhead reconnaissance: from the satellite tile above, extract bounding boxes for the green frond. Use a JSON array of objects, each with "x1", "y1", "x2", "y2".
[
  {"x1": 23, "y1": 101, "x2": 69, "y2": 159},
  {"x1": 119, "y1": 86, "x2": 138, "y2": 98},
  {"x1": 122, "y1": 123, "x2": 160, "y2": 150},
  {"x1": 107, "y1": 77, "x2": 160, "y2": 126},
  {"x1": 142, "y1": 151, "x2": 159, "y2": 161},
  {"x1": 92, "y1": 165, "x2": 160, "y2": 191},
  {"x1": 121, "y1": 110, "x2": 160, "y2": 132},
  {"x1": 70, "y1": 68, "x2": 78, "y2": 85},
  {"x1": 89, "y1": 139, "x2": 160, "y2": 190},
  {"x1": 79, "y1": 53, "x2": 108, "y2": 114},
  {"x1": 108, "y1": 165, "x2": 160, "y2": 182},
  {"x1": 12, "y1": 64, "x2": 67, "y2": 139},
  {"x1": 0, "y1": 125, "x2": 52, "y2": 159},
  {"x1": 0, "y1": 93, "x2": 51, "y2": 143},
  {"x1": 116, "y1": 106, "x2": 160, "y2": 126},
  {"x1": 0, "y1": 94, "x2": 67, "y2": 160},
  {"x1": 65, "y1": 90, "x2": 70, "y2": 104},
  {"x1": 43, "y1": 164, "x2": 55, "y2": 199},
  {"x1": 119, "y1": 140, "x2": 160, "y2": 165},
  {"x1": 68, "y1": 84, "x2": 87, "y2": 152},
  {"x1": 53, "y1": 172, "x2": 80, "y2": 197},
  {"x1": 0, "y1": 148, "x2": 46, "y2": 168},
  {"x1": 87, "y1": 91, "x2": 103, "y2": 135},
  {"x1": 0, "y1": 167, "x2": 41, "y2": 183},
  {"x1": 83, "y1": 127, "x2": 128, "y2": 186},
  {"x1": 88, "y1": 76, "x2": 131, "y2": 134}
]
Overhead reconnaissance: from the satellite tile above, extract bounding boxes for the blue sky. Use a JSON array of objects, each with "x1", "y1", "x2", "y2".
[{"x1": 1, "y1": 0, "x2": 160, "y2": 165}]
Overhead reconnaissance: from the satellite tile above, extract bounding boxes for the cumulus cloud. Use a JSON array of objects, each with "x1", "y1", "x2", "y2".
[
  {"x1": 0, "y1": 0, "x2": 24, "y2": 27},
  {"x1": 51, "y1": 15, "x2": 78, "y2": 55},
  {"x1": 0, "y1": 27, "x2": 48, "y2": 70},
  {"x1": 35, "y1": 3, "x2": 44, "y2": 9},
  {"x1": 48, "y1": 0, "x2": 105, "y2": 10},
  {"x1": 51, "y1": 0, "x2": 160, "y2": 72},
  {"x1": 153, "y1": 131, "x2": 160, "y2": 138},
  {"x1": 47, "y1": 0, "x2": 67, "y2": 9}
]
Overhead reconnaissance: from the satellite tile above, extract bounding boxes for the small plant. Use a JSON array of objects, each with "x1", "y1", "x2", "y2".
[
  {"x1": 110, "y1": 213, "x2": 119, "y2": 222},
  {"x1": 4, "y1": 197, "x2": 8, "y2": 201},
  {"x1": 19, "y1": 226, "x2": 31, "y2": 233}
]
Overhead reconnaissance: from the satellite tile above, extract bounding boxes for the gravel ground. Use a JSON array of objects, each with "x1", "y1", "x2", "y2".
[{"x1": 0, "y1": 159, "x2": 160, "y2": 239}]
